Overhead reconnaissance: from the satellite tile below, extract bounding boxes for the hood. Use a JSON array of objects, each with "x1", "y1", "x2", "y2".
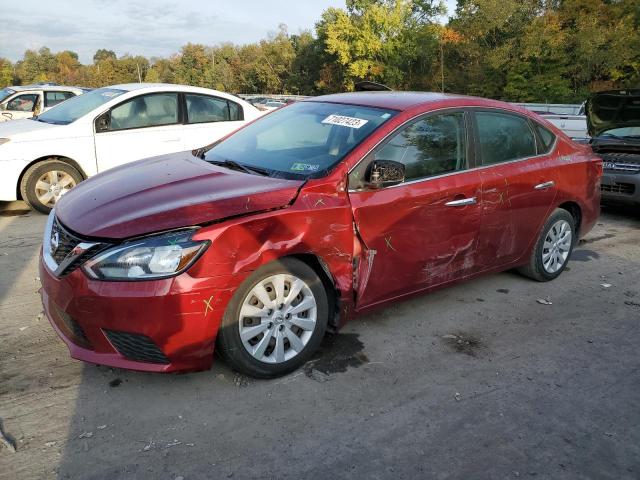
[
  {"x1": 0, "y1": 118, "x2": 57, "y2": 139},
  {"x1": 55, "y1": 151, "x2": 304, "y2": 239},
  {"x1": 586, "y1": 89, "x2": 640, "y2": 137}
]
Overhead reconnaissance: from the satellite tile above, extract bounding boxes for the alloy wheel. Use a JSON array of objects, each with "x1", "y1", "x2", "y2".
[
  {"x1": 541, "y1": 219, "x2": 572, "y2": 273},
  {"x1": 35, "y1": 171, "x2": 76, "y2": 207}
]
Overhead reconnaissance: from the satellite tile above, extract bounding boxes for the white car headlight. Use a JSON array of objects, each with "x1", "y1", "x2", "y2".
[
  {"x1": 83, "y1": 229, "x2": 209, "y2": 281},
  {"x1": 0, "y1": 138, "x2": 10, "y2": 146}
]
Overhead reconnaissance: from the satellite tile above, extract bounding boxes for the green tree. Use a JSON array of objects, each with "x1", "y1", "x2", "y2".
[
  {"x1": 0, "y1": 58, "x2": 14, "y2": 87},
  {"x1": 93, "y1": 49, "x2": 117, "y2": 63}
]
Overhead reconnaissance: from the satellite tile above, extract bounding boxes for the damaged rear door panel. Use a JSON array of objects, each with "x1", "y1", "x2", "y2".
[{"x1": 471, "y1": 110, "x2": 559, "y2": 268}]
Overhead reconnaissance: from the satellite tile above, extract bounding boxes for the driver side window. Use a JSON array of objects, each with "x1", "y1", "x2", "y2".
[
  {"x1": 7, "y1": 93, "x2": 39, "y2": 112},
  {"x1": 376, "y1": 112, "x2": 468, "y2": 182},
  {"x1": 109, "y1": 93, "x2": 178, "y2": 131}
]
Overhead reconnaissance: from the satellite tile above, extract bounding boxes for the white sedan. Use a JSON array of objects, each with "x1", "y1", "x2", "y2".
[{"x1": 0, "y1": 83, "x2": 263, "y2": 212}]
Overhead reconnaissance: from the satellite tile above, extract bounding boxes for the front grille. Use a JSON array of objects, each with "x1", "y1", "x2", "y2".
[
  {"x1": 601, "y1": 152, "x2": 640, "y2": 172},
  {"x1": 53, "y1": 304, "x2": 91, "y2": 349},
  {"x1": 51, "y1": 217, "x2": 82, "y2": 264},
  {"x1": 104, "y1": 330, "x2": 170, "y2": 364},
  {"x1": 601, "y1": 182, "x2": 635, "y2": 195},
  {"x1": 48, "y1": 217, "x2": 107, "y2": 276}
]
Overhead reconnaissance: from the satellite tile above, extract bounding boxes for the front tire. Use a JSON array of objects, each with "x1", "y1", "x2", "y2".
[
  {"x1": 518, "y1": 208, "x2": 576, "y2": 282},
  {"x1": 20, "y1": 160, "x2": 83, "y2": 214},
  {"x1": 217, "y1": 258, "x2": 329, "y2": 378}
]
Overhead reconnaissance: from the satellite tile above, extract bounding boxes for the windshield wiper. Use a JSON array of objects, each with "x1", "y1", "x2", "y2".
[{"x1": 208, "y1": 159, "x2": 270, "y2": 176}]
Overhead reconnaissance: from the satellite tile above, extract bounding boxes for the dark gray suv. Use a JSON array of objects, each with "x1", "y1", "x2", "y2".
[{"x1": 586, "y1": 90, "x2": 640, "y2": 207}]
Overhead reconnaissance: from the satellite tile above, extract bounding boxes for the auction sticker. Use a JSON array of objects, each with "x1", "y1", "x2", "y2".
[
  {"x1": 322, "y1": 114, "x2": 369, "y2": 129},
  {"x1": 291, "y1": 163, "x2": 320, "y2": 172}
]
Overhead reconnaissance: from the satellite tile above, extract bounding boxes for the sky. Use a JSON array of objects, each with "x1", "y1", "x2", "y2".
[{"x1": 0, "y1": 0, "x2": 457, "y2": 64}]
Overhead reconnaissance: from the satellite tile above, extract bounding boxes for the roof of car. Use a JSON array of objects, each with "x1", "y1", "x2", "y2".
[
  {"x1": 110, "y1": 83, "x2": 230, "y2": 93},
  {"x1": 308, "y1": 91, "x2": 516, "y2": 112},
  {"x1": 107, "y1": 84, "x2": 251, "y2": 104},
  {"x1": 8, "y1": 85, "x2": 85, "y2": 93}
]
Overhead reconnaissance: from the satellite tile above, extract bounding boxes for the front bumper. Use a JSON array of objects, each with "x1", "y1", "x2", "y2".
[
  {"x1": 0, "y1": 158, "x2": 27, "y2": 201},
  {"x1": 601, "y1": 171, "x2": 640, "y2": 206},
  {"x1": 39, "y1": 254, "x2": 240, "y2": 373}
]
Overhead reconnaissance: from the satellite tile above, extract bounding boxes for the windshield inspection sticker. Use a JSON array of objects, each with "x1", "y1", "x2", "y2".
[
  {"x1": 291, "y1": 163, "x2": 320, "y2": 172},
  {"x1": 322, "y1": 114, "x2": 369, "y2": 129}
]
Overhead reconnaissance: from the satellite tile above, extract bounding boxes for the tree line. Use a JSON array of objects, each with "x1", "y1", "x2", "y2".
[{"x1": 1, "y1": 0, "x2": 638, "y2": 103}]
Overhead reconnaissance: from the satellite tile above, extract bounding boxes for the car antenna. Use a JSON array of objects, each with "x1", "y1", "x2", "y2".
[{"x1": 354, "y1": 81, "x2": 392, "y2": 92}]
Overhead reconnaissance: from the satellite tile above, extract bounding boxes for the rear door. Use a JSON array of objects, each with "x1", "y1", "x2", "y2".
[
  {"x1": 348, "y1": 110, "x2": 482, "y2": 308},
  {"x1": 472, "y1": 110, "x2": 558, "y2": 269},
  {"x1": 94, "y1": 92, "x2": 185, "y2": 172},
  {"x1": 181, "y1": 94, "x2": 246, "y2": 150}
]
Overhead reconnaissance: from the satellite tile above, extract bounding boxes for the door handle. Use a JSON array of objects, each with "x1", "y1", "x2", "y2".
[
  {"x1": 534, "y1": 181, "x2": 555, "y2": 190},
  {"x1": 445, "y1": 197, "x2": 477, "y2": 207}
]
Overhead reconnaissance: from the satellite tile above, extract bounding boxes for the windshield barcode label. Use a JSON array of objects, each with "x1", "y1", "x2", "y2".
[{"x1": 322, "y1": 114, "x2": 369, "y2": 129}]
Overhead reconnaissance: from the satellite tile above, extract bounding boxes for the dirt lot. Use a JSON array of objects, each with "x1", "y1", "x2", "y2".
[{"x1": 0, "y1": 201, "x2": 638, "y2": 479}]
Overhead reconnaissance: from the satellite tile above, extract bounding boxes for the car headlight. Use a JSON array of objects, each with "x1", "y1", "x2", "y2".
[
  {"x1": 83, "y1": 229, "x2": 209, "y2": 281},
  {"x1": 0, "y1": 138, "x2": 10, "y2": 146}
]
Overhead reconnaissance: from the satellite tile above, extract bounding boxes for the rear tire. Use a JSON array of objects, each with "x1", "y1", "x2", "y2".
[
  {"x1": 20, "y1": 159, "x2": 83, "y2": 214},
  {"x1": 518, "y1": 208, "x2": 576, "y2": 282},
  {"x1": 217, "y1": 258, "x2": 329, "y2": 378}
]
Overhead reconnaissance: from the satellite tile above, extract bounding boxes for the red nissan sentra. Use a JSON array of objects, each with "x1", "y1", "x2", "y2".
[{"x1": 39, "y1": 92, "x2": 602, "y2": 378}]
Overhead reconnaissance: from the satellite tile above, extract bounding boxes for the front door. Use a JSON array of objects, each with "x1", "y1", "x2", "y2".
[
  {"x1": 348, "y1": 110, "x2": 482, "y2": 309},
  {"x1": 94, "y1": 92, "x2": 185, "y2": 172}
]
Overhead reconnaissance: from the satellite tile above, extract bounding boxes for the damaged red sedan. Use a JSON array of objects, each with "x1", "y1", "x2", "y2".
[{"x1": 40, "y1": 92, "x2": 602, "y2": 378}]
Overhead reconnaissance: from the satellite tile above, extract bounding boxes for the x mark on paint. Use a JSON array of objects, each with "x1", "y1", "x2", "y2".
[
  {"x1": 203, "y1": 296, "x2": 215, "y2": 316},
  {"x1": 314, "y1": 198, "x2": 325, "y2": 208},
  {"x1": 384, "y1": 236, "x2": 397, "y2": 252}
]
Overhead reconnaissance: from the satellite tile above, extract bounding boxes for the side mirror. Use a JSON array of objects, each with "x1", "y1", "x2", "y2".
[
  {"x1": 95, "y1": 112, "x2": 111, "y2": 133},
  {"x1": 365, "y1": 160, "x2": 405, "y2": 188}
]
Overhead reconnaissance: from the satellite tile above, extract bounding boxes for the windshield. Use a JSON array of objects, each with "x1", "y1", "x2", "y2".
[
  {"x1": 205, "y1": 101, "x2": 396, "y2": 179},
  {"x1": 36, "y1": 87, "x2": 125, "y2": 125},
  {"x1": 0, "y1": 88, "x2": 15, "y2": 103},
  {"x1": 601, "y1": 126, "x2": 640, "y2": 138}
]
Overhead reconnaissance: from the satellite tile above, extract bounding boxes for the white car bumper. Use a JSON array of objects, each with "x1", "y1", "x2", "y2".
[{"x1": 0, "y1": 158, "x2": 27, "y2": 201}]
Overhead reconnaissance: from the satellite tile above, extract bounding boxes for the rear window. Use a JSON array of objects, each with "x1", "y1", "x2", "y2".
[{"x1": 475, "y1": 111, "x2": 537, "y2": 165}]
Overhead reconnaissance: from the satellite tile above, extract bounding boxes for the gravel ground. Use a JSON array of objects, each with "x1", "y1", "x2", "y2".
[{"x1": 0, "y1": 202, "x2": 638, "y2": 480}]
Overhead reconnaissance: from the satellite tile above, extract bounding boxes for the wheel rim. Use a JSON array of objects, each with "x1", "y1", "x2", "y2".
[
  {"x1": 541, "y1": 219, "x2": 572, "y2": 274},
  {"x1": 238, "y1": 273, "x2": 317, "y2": 364},
  {"x1": 35, "y1": 171, "x2": 76, "y2": 207}
]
